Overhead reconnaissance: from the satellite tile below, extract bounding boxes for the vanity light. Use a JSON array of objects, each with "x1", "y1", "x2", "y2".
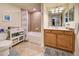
[
  {"x1": 51, "y1": 7, "x2": 64, "y2": 14},
  {"x1": 59, "y1": 7, "x2": 64, "y2": 13},
  {"x1": 59, "y1": 10, "x2": 62, "y2": 13},
  {"x1": 59, "y1": 7, "x2": 64, "y2": 11},
  {"x1": 51, "y1": 9, "x2": 55, "y2": 14},
  {"x1": 55, "y1": 8, "x2": 59, "y2": 13}
]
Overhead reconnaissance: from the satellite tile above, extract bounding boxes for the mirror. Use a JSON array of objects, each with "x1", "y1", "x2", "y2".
[
  {"x1": 48, "y1": 4, "x2": 74, "y2": 27},
  {"x1": 64, "y1": 11, "x2": 68, "y2": 22},
  {"x1": 64, "y1": 7, "x2": 74, "y2": 23},
  {"x1": 48, "y1": 7, "x2": 65, "y2": 26},
  {"x1": 69, "y1": 7, "x2": 74, "y2": 21}
]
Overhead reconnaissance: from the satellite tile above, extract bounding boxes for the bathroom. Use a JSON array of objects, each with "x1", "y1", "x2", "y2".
[
  {"x1": 0, "y1": 3, "x2": 79, "y2": 56},
  {"x1": 0, "y1": 3, "x2": 42, "y2": 56}
]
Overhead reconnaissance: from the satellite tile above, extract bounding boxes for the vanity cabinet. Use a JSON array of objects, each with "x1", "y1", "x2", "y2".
[
  {"x1": 57, "y1": 35, "x2": 73, "y2": 51},
  {"x1": 44, "y1": 33, "x2": 56, "y2": 47},
  {"x1": 44, "y1": 29, "x2": 75, "y2": 52}
]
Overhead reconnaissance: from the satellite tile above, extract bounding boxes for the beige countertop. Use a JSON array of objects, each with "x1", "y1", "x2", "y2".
[{"x1": 44, "y1": 27, "x2": 74, "y2": 31}]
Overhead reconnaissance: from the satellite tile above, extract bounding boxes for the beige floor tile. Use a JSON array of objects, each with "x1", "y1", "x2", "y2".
[{"x1": 12, "y1": 41, "x2": 44, "y2": 56}]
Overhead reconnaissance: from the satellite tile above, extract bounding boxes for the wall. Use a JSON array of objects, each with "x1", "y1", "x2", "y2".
[
  {"x1": 29, "y1": 11, "x2": 41, "y2": 32},
  {"x1": 43, "y1": 4, "x2": 49, "y2": 29},
  {"x1": 28, "y1": 12, "x2": 31, "y2": 31},
  {"x1": 62, "y1": 4, "x2": 75, "y2": 28},
  {"x1": 0, "y1": 4, "x2": 21, "y2": 29},
  {"x1": 74, "y1": 4, "x2": 79, "y2": 56},
  {"x1": 40, "y1": 4, "x2": 44, "y2": 47}
]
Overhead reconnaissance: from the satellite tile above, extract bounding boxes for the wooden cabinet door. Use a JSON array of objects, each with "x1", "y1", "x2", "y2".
[
  {"x1": 44, "y1": 33, "x2": 56, "y2": 47},
  {"x1": 57, "y1": 35, "x2": 73, "y2": 51}
]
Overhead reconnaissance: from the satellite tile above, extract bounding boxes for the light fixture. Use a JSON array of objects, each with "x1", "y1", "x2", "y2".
[
  {"x1": 51, "y1": 9, "x2": 55, "y2": 14},
  {"x1": 55, "y1": 8, "x2": 59, "y2": 13},
  {"x1": 59, "y1": 7, "x2": 64, "y2": 11},
  {"x1": 51, "y1": 7, "x2": 64, "y2": 14},
  {"x1": 59, "y1": 10, "x2": 62, "y2": 13}
]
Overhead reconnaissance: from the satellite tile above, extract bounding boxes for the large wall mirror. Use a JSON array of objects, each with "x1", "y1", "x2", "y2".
[
  {"x1": 48, "y1": 4, "x2": 74, "y2": 27},
  {"x1": 48, "y1": 7, "x2": 64, "y2": 26}
]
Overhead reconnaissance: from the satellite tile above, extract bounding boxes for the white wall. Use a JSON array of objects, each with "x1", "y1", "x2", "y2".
[
  {"x1": 43, "y1": 4, "x2": 49, "y2": 29},
  {"x1": 0, "y1": 4, "x2": 21, "y2": 29},
  {"x1": 41, "y1": 4, "x2": 44, "y2": 47},
  {"x1": 74, "y1": 4, "x2": 79, "y2": 56}
]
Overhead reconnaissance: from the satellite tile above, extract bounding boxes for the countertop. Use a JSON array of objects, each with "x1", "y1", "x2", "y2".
[{"x1": 44, "y1": 27, "x2": 74, "y2": 31}]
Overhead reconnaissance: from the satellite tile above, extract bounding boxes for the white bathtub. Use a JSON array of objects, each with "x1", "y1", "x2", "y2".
[{"x1": 27, "y1": 32, "x2": 41, "y2": 45}]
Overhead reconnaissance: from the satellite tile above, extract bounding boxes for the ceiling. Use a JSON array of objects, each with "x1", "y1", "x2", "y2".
[
  {"x1": 10, "y1": 3, "x2": 41, "y2": 12},
  {"x1": 10, "y1": 3, "x2": 73, "y2": 12}
]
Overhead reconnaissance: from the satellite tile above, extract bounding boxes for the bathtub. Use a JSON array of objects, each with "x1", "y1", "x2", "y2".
[{"x1": 27, "y1": 32, "x2": 41, "y2": 45}]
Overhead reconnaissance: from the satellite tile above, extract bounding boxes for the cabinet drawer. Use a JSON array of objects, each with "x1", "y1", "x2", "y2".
[
  {"x1": 51, "y1": 30, "x2": 58, "y2": 34},
  {"x1": 44, "y1": 29, "x2": 57, "y2": 34},
  {"x1": 57, "y1": 30, "x2": 64, "y2": 34},
  {"x1": 44, "y1": 30, "x2": 51, "y2": 33},
  {"x1": 64, "y1": 31, "x2": 74, "y2": 35}
]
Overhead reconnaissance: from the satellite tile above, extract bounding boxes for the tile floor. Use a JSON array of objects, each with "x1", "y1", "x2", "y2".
[
  {"x1": 12, "y1": 41, "x2": 44, "y2": 56},
  {"x1": 11, "y1": 41, "x2": 73, "y2": 56}
]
